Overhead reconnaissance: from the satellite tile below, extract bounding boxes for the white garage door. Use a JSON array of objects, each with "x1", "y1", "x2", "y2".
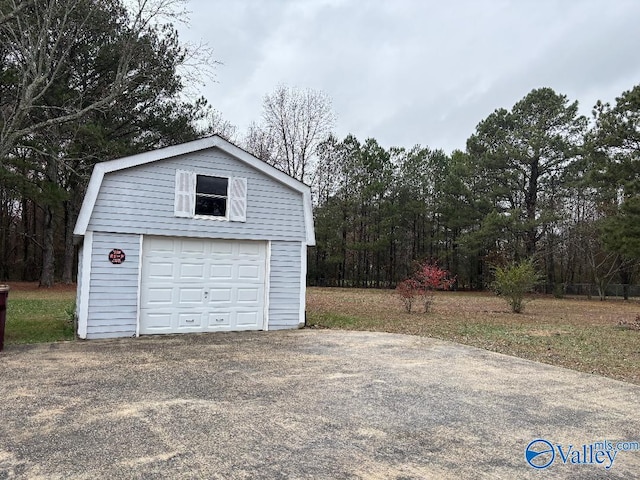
[{"x1": 139, "y1": 236, "x2": 267, "y2": 334}]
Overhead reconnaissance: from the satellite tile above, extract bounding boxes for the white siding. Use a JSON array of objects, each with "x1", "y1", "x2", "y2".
[
  {"x1": 268, "y1": 241, "x2": 302, "y2": 330},
  {"x1": 87, "y1": 149, "x2": 305, "y2": 241},
  {"x1": 86, "y1": 232, "x2": 140, "y2": 339}
]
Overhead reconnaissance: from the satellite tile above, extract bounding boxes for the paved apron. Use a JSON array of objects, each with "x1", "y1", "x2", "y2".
[{"x1": 0, "y1": 330, "x2": 638, "y2": 479}]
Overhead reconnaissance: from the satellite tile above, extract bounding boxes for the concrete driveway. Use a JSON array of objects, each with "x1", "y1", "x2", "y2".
[{"x1": 0, "y1": 330, "x2": 639, "y2": 479}]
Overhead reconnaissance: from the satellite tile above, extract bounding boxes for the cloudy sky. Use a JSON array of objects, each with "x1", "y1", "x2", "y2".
[{"x1": 177, "y1": 0, "x2": 640, "y2": 153}]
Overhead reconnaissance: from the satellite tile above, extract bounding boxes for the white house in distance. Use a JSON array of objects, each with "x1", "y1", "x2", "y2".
[{"x1": 74, "y1": 135, "x2": 315, "y2": 339}]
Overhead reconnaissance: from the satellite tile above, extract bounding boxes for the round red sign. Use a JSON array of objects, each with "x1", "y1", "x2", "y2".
[{"x1": 108, "y1": 249, "x2": 126, "y2": 264}]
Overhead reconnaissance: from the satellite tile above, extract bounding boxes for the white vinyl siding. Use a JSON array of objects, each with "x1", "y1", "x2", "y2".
[
  {"x1": 268, "y1": 241, "x2": 303, "y2": 330},
  {"x1": 86, "y1": 232, "x2": 139, "y2": 339},
  {"x1": 88, "y1": 149, "x2": 304, "y2": 241}
]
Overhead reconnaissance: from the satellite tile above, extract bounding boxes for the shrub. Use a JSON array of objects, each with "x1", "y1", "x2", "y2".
[
  {"x1": 396, "y1": 262, "x2": 455, "y2": 313},
  {"x1": 492, "y1": 260, "x2": 540, "y2": 313},
  {"x1": 413, "y1": 262, "x2": 455, "y2": 312},
  {"x1": 396, "y1": 279, "x2": 422, "y2": 313}
]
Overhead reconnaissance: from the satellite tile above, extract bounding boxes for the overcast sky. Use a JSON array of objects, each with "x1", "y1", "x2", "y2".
[{"x1": 177, "y1": 0, "x2": 640, "y2": 153}]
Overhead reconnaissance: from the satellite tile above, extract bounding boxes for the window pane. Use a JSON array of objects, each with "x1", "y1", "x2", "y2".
[
  {"x1": 196, "y1": 175, "x2": 228, "y2": 196},
  {"x1": 195, "y1": 196, "x2": 227, "y2": 217}
]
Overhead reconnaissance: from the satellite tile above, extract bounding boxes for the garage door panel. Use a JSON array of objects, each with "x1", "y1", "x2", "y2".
[
  {"x1": 147, "y1": 238, "x2": 175, "y2": 254},
  {"x1": 180, "y1": 263, "x2": 205, "y2": 278},
  {"x1": 178, "y1": 312, "x2": 202, "y2": 328},
  {"x1": 179, "y1": 238, "x2": 206, "y2": 254},
  {"x1": 237, "y1": 288, "x2": 260, "y2": 303},
  {"x1": 140, "y1": 237, "x2": 266, "y2": 335},
  {"x1": 178, "y1": 288, "x2": 204, "y2": 304},
  {"x1": 206, "y1": 312, "x2": 230, "y2": 327},
  {"x1": 238, "y1": 241, "x2": 263, "y2": 256},
  {"x1": 145, "y1": 287, "x2": 174, "y2": 305},
  {"x1": 210, "y1": 264, "x2": 233, "y2": 280},
  {"x1": 212, "y1": 241, "x2": 233, "y2": 255},
  {"x1": 237, "y1": 264, "x2": 261, "y2": 280},
  {"x1": 209, "y1": 288, "x2": 232, "y2": 303},
  {"x1": 144, "y1": 312, "x2": 172, "y2": 330},
  {"x1": 236, "y1": 310, "x2": 260, "y2": 326},
  {"x1": 147, "y1": 262, "x2": 174, "y2": 279}
]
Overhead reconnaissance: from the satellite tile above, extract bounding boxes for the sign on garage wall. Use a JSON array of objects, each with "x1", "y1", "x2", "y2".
[{"x1": 108, "y1": 249, "x2": 126, "y2": 264}]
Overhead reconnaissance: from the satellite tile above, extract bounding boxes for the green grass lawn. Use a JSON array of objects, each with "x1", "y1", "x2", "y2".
[{"x1": 3, "y1": 284, "x2": 76, "y2": 345}]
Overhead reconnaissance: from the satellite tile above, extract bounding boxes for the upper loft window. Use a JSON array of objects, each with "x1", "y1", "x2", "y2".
[
  {"x1": 195, "y1": 175, "x2": 228, "y2": 217},
  {"x1": 174, "y1": 169, "x2": 246, "y2": 222}
]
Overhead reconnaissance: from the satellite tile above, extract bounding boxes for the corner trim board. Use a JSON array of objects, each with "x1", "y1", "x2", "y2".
[
  {"x1": 299, "y1": 242, "x2": 307, "y2": 326},
  {"x1": 303, "y1": 190, "x2": 316, "y2": 246},
  {"x1": 263, "y1": 240, "x2": 271, "y2": 331},
  {"x1": 135, "y1": 234, "x2": 144, "y2": 337},
  {"x1": 77, "y1": 230, "x2": 93, "y2": 339}
]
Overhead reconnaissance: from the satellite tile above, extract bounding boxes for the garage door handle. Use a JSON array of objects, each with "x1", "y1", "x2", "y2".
[
  {"x1": 215, "y1": 318, "x2": 225, "y2": 322},
  {"x1": 186, "y1": 319, "x2": 195, "y2": 323}
]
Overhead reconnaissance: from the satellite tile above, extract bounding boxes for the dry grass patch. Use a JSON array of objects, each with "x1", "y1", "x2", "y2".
[{"x1": 307, "y1": 288, "x2": 640, "y2": 385}]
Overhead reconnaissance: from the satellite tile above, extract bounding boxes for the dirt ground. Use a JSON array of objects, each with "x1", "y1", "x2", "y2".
[
  {"x1": 4, "y1": 282, "x2": 76, "y2": 300},
  {"x1": 5, "y1": 282, "x2": 76, "y2": 292}
]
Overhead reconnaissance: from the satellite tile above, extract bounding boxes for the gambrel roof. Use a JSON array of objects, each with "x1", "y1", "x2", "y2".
[{"x1": 74, "y1": 135, "x2": 315, "y2": 245}]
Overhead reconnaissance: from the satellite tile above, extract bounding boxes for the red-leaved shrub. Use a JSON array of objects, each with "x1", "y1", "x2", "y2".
[{"x1": 396, "y1": 262, "x2": 455, "y2": 313}]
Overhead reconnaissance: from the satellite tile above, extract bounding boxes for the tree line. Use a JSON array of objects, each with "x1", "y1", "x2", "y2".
[
  {"x1": 308, "y1": 87, "x2": 640, "y2": 298},
  {"x1": 0, "y1": 2, "x2": 638, "y2": 295}
]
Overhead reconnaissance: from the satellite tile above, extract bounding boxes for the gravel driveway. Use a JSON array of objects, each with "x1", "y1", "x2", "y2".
[{"x1": 1, "y1": 330, "x2": 639, "y2": 479}]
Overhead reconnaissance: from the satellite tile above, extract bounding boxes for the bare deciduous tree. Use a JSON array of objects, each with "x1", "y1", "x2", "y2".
[
  {"x1": 0, "y1": 0, "x2": 199, "y2": 164},
  {"x1": 205, "y1": 109, "x2": 238, "y2": 143},
  {"x1": 244, "y1": 85, "x2": 335, "y2": 183}
]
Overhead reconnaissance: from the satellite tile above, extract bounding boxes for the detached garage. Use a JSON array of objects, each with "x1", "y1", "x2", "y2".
[{"x1": 74, "y1": 135, "x2": 315, "y2": 339}]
